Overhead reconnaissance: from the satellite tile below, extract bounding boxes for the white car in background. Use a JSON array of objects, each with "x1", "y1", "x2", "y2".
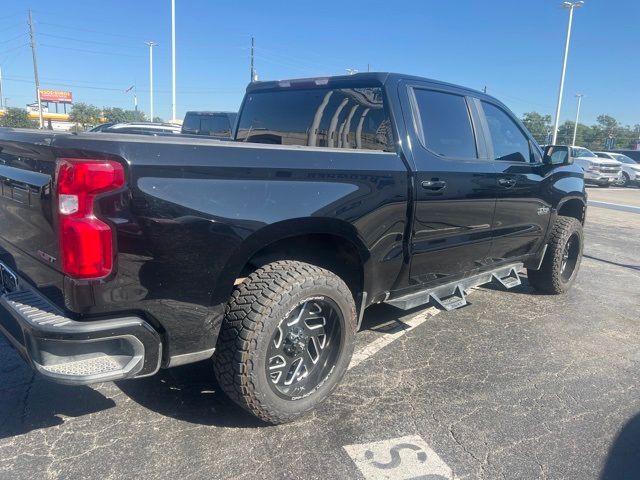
[
  {"x1": 594, "y1": 151, "x2": 640, "y2": 187},
  {"x1": 571, "y1": 146, "x2": 622, "y2": 188}
]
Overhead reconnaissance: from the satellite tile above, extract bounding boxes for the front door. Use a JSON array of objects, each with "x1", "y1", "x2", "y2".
[
  {"x1": 406, "y1": 86, "x2": 497, "y2": 286},
  {"x1": 478, "y1": 100, "x2": 550, "y2": 262}
]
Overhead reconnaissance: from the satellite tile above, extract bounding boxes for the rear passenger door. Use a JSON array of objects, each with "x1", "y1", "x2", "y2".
[
  {"x1": 478, "y1": 100, "x2": 550, "y2": 263},
  {"x1": 406, "y1": 85, "x2": 497, "y2": 285}
]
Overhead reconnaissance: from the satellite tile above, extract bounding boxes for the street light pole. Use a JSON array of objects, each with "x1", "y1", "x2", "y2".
[
  {"x1": 145, "y1": 41, "x2": 157, "y2": 121},
  {"x1": 171, "y1": 0, "x2": 176, "y2": 122},
  {"x1": 572, "y1": 93, "x2": 583, "y2": 146},
  {"x1": 551, "y1": 1, "x2": 584, "y2": 145},
  {"x1": 0, "y1": 66, "x2": 4, "y2": 110}
]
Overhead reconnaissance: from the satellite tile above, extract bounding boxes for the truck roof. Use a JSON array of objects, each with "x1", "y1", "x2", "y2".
[{"x1": 246, "y1": 72, "x2": 490, "y2": 100}]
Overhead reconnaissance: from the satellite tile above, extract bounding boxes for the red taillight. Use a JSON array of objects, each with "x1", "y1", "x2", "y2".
[{"x1": 55, "y1": 159, "x2": 125, "y2": 279}]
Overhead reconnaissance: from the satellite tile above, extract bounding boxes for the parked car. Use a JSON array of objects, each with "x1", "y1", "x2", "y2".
[
  {"x1": 181, "y1": 111, "x2": 237, "y2": 138},
  {"x1": 99, "y1": 122, "x2": 182, "y2": 136},
  {"x1": 88, "y1": 122, "x2": 116, "y2": 132},
  {"x1": 570, "y1": 146, "x2": 622, "y2": 187},
  {"x1": 594, "y1": 151, "x2": 640, "y2": 187},
  {"x1": 610, "y1": 149, "x2": 640, "y2": 163},
  {"x1": 0, "y1": 73, "x2": 586, "y2": 424}
]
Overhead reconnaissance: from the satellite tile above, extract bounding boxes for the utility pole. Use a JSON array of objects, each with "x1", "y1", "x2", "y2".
[
  {"x1": 171, "y1": 0, "x2": 177, "y2": 122},
  {"x1": 250, "y1": 36, "x2": 255, "y2": 83},
  {"x1": 552, "y1": 1, "x2": 584, "y2": 145},
  {"x1": 572, "y1": 93, "x2": 583, "y2": 146},
  {"x1": 27, "y1": 9, "x2": 44, "y2": 129},
  {"x1": 145, "y1": 41, "x2": 157, "y2": 121}
]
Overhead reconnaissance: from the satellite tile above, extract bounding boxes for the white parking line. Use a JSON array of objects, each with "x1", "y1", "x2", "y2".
[
  {"x1": 349, "y1": 306, "x2": 440, "y2": 370},
  {"x1": 588, "y1": 200, "x2": 640, "y2": 214},
  {"x1": 344, "y1": 435, "x2": 457, "y2": 480}
]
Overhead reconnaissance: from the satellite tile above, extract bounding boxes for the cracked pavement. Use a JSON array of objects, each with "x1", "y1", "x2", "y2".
[{"x1": 1, "y1": 196, "x2": 639, "y2": 479}]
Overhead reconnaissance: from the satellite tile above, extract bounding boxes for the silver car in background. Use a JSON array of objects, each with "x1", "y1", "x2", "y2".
[
  {"x1": 571, "y1": 146, "x2": 622, "y2": 188},
  {"x1": 594, "y1": 151, "x2": 640, "y2": 187}
]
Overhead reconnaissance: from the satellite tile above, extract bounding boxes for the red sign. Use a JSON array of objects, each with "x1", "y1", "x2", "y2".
[{"x1": 39, "y1": 90, "x2": 73, "y2": 103}]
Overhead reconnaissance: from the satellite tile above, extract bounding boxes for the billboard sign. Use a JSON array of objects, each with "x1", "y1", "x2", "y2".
[{"x1": 39, "y1": 90, "x2": 73, "y2": 103}]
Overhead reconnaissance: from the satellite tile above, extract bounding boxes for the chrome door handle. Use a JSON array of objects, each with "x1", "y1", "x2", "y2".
[
  {"x1": 421, "y1": 180, "x2": 447, "y2": 191},
  {"x1": 498, "y1": 178, "x2": 516, "y2": 188}
]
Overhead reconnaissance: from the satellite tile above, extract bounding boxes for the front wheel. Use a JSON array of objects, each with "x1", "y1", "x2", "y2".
[
  {"x1": 617, "y1": 172, "x2": 630, "y2": 187},
  {"x1": 527, "y1": 216, "x2": 583, "y2": 294},
  {"x1": 214, "y1": 260, "x2": 357, "y2": 424}
]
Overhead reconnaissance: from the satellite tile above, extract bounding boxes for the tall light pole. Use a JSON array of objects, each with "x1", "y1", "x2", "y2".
[
  {"x1": 551, "y1": 1, "x2": 584, "y2": 145},
  {"x1": 0, "y1": 66, "x2": 4, "y2": 110},
  {"x1": 572, "y1": 93, "x2": 583, "y2": 146},
  {"x1": 171, "y1": 0, "x2": 176, "y2": 122},
  {"x1": 145, "y1": 41, "x2": 157, "y2": 121}
]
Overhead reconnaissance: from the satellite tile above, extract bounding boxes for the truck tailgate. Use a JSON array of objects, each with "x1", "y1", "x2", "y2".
[{"x1": 0, "y1": 130, "x2": 64, "y2": 303}]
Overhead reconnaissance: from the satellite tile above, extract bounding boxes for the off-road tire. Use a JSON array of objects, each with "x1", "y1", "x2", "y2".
[
  {"x1": 527, "y1": 216, "x2": 583, "y2": 294},
  {"x1": 213, "y1": 260, "x2": 357, "y2": 424}
]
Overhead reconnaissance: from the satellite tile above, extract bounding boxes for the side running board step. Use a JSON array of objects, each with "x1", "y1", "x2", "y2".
[
  {"x1": 430, "y1": 286, "x2": 467, "y2": 311},
  {"x1": 385, "y1": 263, "x2": 524, "y2": 312},
  {"x1": 492, "y1": 267, "x2": 522, "y2": 289}
]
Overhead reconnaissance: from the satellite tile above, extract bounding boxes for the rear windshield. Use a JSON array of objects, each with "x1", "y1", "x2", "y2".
[
  {"x1": 183, "y1": 114, "x2": 233, "y2": 136},
  {"x1": 236, "y1": 87, "x2": 393, "y2": 151}
]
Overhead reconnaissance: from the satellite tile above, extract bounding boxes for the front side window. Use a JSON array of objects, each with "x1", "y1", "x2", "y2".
[
  {"x1": 482, "y1": 102, "x2": 531, "y2": 162},
  {"x1": 413, "y1": 89, "x2": 477, "y2": 158},
  {"x1": 236, "y1": 87, "x2": 393, "y2": 151}
]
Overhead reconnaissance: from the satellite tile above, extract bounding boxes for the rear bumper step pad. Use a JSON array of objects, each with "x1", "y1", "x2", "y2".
[{"x1": 0, "y1": 288, "x2": 161, "y2": 385}]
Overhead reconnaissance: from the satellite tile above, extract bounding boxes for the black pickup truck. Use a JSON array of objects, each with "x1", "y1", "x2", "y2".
[{"x1": 0, "y1": 73, "x2": 586, "y2": 424}]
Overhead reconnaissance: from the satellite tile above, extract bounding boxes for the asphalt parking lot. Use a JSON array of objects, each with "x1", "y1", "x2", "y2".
[{"x1": 1, "y1": 188, "x2": 639, "y2": 480}]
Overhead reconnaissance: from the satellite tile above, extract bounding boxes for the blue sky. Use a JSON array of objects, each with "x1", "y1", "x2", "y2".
[{"x1": 1, "y1": 0, "x2": 638, "y2": 125}]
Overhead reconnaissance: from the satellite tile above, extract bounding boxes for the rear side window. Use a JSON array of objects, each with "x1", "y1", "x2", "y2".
[
  {"x1": 412, "y1": 89, "x2": 477, "y2": 158},
  {"x1": 236, "y1": 87, "x2": 393, "y2": 151},
  {"x1": 482, "y1": 102, "x2": 531, "y2": 162}
]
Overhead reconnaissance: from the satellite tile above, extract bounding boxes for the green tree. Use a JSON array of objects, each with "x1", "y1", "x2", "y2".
[
  {"x1": 103, "y1": 107, "x2": 147, "y2": 123},
  {"x1": 152, "y1": 116, "x2": 164, "y2": 123},
  {"x1": 69, "y1": 103, "x2": 102, "y2": 129},
  {"x1": 521, "y1": 112, "x2": 552, "y2": 144},
  {"x1": 0, "y1": 108, "x2": 38, "y2": 129}
]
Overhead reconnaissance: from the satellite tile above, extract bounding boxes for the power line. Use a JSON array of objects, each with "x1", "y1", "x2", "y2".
[
  {"x1": 37, "y1": 21, "x2": 148, "y2": 41},
  {"x1": 0, "y1": 32, "x2": 28, "y2": 45},
  {"x1": 0, "y1": 43, "x2": 30, "y2": 55},
  {"x1": 3, "y1": 76, "x2": 242, "y2": 94},
  {"x1": 38, "y1": 33, "x2": 135, "y2": 50},
  {"x1": 39, "y1": 43, "x2": 143, "y2": 58}
]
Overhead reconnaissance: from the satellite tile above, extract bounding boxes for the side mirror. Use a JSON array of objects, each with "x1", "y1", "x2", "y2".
[{"x1": 543, "y1": 145, "x2": 573, "y2": 166}]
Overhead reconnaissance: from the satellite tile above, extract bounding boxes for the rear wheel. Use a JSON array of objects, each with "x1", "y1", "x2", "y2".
[
  {"x1": 527, "y1": 216, "x2": 583, "y2": 294},
  {"x1": 214, "y1": 260, "x2": 357, "y2": 424}
]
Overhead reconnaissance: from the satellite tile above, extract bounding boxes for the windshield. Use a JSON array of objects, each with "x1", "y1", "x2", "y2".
[
  {"x1": 571, "y1": 147, "x2": 596, "y2": 158},
  {"x1": 612, "y1": 154, "x2": 637, "y2": 164}
]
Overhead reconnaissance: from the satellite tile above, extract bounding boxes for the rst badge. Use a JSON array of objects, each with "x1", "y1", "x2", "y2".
[{"x1": 537, "y1": 207, "x2": 550, "y2": 216}]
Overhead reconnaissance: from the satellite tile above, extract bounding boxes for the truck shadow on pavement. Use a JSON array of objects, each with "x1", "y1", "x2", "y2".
[
  {"x1": 601, "y1": 412, "x2": 640, "y2": 479},
  {"x1": 0, "y1": 372, "x2": 116, "y2": 440},
  {"x1": 115, "y1": 362, "x2": 268, "y2": 429}
]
